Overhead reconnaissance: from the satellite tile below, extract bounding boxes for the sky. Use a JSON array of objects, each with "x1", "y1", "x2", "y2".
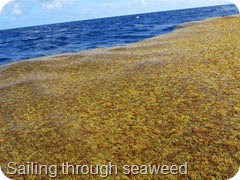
[{"x1": 0, "y1": 0, "x2": 233, "y2": 30}]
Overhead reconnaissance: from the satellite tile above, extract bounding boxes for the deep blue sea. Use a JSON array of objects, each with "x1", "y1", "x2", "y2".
[{"x1": 0, "y1": 4, "x2": 238, "y2": 65}]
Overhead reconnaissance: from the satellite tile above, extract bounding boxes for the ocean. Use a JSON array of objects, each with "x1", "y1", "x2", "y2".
[{"x1": 0, "y1": 4, "x2": 238, "y2": 65}]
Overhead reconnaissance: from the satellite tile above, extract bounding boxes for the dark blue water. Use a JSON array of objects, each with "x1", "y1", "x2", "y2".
[{"x1": 0, "y1": 4, "x2": 238, "y2": 65}]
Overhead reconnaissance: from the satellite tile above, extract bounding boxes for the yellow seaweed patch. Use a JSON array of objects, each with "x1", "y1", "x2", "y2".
[{"x1": 0, "y1": 16, "x2": 240, "y2": 179}]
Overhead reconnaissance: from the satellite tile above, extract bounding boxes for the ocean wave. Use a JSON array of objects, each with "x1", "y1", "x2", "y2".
[{"x1": 0, "y1": 4, "x2": 238, "y2": 65}]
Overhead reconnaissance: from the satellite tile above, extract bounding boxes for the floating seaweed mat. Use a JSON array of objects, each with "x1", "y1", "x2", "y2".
[{"x1": 0, "y1": 16, "x2": 240, "y2": 179}]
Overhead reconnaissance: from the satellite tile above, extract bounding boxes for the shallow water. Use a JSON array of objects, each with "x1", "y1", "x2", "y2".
[{"x1": 0, "y1": 4, "x2": 238, "y2": 65}]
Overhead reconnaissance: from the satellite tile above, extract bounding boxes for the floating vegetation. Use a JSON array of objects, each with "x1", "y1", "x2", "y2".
[{"x1": 0, "y1": 16, "x2": 240, "y2": 179}]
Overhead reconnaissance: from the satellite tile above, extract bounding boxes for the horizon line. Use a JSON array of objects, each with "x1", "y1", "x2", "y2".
[{"x1": 0, "y1": 3, "x2": 235, "y2": 31}]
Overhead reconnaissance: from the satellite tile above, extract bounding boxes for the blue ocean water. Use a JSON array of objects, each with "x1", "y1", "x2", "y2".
[{"x1": 0, "y1": 4, "x2": 238, "y2": 65}]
